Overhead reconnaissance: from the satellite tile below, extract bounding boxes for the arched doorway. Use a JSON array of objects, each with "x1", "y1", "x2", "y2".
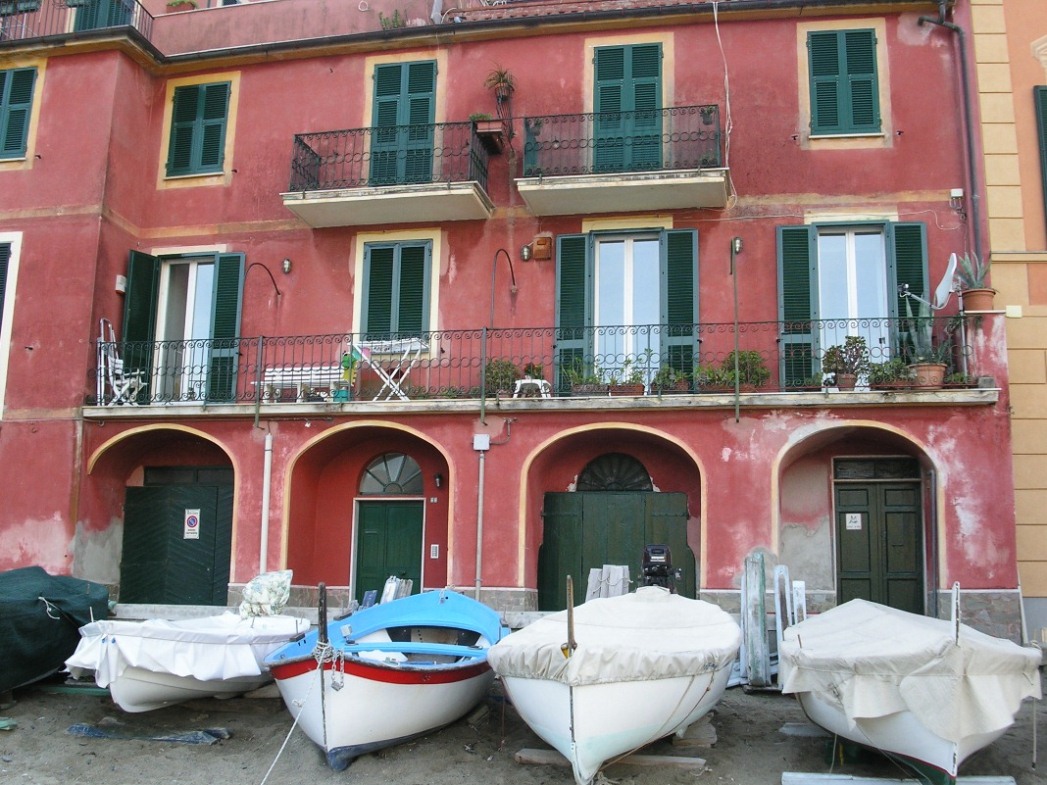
[
  {"x1": 539, "y1": 453, "x2": 695, "y2": 610},
  {"x1": 353, "y1": 453, "x2": 424, "y2": 602}
]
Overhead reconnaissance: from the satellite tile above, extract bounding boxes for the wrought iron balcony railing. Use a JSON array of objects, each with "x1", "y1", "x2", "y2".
[
  {"x1": 0, "y1": 0, "x2": 152, "y2": 45},
  {"x1": 521, "y1": 105, "x2": 723, "y2": 178},
  {"x1": 92, "y1": 317, "x2": 980, "y2": 408},
  {"x1": 287, "y1": 121, "x2": 490, "y2": 193}
]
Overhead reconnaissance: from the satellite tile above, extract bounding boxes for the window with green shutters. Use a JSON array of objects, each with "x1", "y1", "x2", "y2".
[
  {"x1": 362, "y1": 241, "x2": 431, "y2": 339},
  {"x1": 777, "y1": 222, "x2": 926, "y2": 385},
  {"x1": 370, "y1": 61, "x2": 436, "y2": 186},
  {"x1": 808, "y1": 29, "x2": 881, "y2": 136},
  {"x1": 555, "y1": 229, "x2": 696, "y2": 391},
  {"x1": 165, "y1": 82, "x2": 231, "y2": 177},
  {"x1": 0, "y1": 67, "x2": 36, "y2": 159},
  {"x1": 1036, "y1": 87, "x2": 1047, "y2": 231},
  {"x1": 123, "y1": 251, "x2": 244, "y2": 402},
  {"x1": 593, "y1": 43, "x2": 662, "y2": 172}
]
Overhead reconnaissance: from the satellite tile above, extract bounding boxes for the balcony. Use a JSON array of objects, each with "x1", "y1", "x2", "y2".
[
  {"x1": 281, "y1": 122, "x2": 495, "y2": 228},
  {"x1": 0, "y1": 0, "x2": 152, "y2": 45},
  {"x1": 87, "y1": 317, "x2": 995, "y2": 413},
  {"x1": 516, "y1": 105, "x2": 731, "y2": 216}
]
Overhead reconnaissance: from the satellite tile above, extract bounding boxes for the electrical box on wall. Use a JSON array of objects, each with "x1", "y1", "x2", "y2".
[
  {"x1": 115, "y1": 274, "x2": 127, "y2": 294},
  {"x1": 532, "y1": 234, "x2": 553, "y2": 261}
]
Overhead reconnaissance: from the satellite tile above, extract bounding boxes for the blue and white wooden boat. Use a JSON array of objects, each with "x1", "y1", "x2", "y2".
[{"x1": 265, "y1": 587, "x2": 507, "y2": 771}]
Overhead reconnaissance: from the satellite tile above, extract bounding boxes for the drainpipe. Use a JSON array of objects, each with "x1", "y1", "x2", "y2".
[
  {"x1": 473, "y1": 433, "x2": 491, "y2": 600},
  {"x1": 260, "y1": 431, "x2": 273, "y2": 573},
  {"x1": 919, "y1": 1, "x2": 984, "y2": 261}
]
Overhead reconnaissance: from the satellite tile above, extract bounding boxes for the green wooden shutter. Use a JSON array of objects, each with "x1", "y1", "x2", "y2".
[
  {"x1": 206, "y1": 252, "x2": 244, "y2": 402},
  {"x1": 887, "y1": 221, "x2": 927, "y2": 319},
  {"x1": 364, "y1": 245, "x2": 395, "y2": 336},
  {"x1": 166, "y1": 82, "x2": 230, "y2": 176},
  {"x1": 0, "y1": 242, "x2": 9, "y2": 333},
  {"x1": 369, "y1": 61, "x2": 435, "y2": 185},
  {"x1": 0, "y1": 68, "x2": 36, "y2": 159},
  {"x1": 1036, "y1": 87, "x2": 1047, "y2": 229},
  {"x1": 809, "y1": 30, "x2": 880, "y2": 135},
  {"x1": 661, "y1": 229, "x2": 697, "y2": 376},
  {"x1": 777, "y1": 225, "x2": 816, "y2": 386},
  {"x1": 396, "y1": 243, "x2": 429, "y2": 336},
  {"x1": 594, "y1": 44, "x2": 662, "y2": 172},
  {"x1": 122, "y1": 250, "x2": 160, "y2": 401},
  {"x1": 555, "y1": 235, "x2": 590, "y2": 392}
]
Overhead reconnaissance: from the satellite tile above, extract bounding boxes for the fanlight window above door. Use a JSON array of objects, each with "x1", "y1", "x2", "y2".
[
  {"x1": 577, "y1": 452, "x2": 653, "y2": 492},
  {"x1": 360, "y1": 453, "x2": 423, "y2": 495}
]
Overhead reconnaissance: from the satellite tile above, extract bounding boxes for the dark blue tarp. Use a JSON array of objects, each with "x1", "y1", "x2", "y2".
[{"x1": 0, "y1": 566, "x2": 110, "y2": 693}]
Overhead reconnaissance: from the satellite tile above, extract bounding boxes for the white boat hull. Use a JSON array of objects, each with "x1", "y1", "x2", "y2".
[
  {"x1": 502, "y1": 657, "x2": 733, "y2": 785},
  {"x1": 65, "y1": 613, "x2": 310, "y2": 713},
  {"x1": 271, "y1": 653, "x2": 494, "y2": 770},
  {"x1": 796, "y1": 689, "x2": 1006, "y2": 783}
]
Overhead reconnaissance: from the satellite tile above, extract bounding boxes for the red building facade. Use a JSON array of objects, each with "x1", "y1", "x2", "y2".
[{"x1": 0, "y1": 0, "x2": 1021, "y2": 635}]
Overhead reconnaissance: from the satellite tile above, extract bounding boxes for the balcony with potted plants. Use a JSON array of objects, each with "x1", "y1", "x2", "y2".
[{"x1": 85, "y1": 317, "x2": 996, "y2": 416}]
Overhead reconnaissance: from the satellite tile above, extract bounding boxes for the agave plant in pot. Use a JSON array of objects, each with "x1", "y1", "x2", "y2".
[
  {"x1": 956, "y1": 252, "x2": 994, "y2": 312},
  {"x1": 904, "y1": 299, "x2": 950, "y2": 389},
  {"x1": 821, "y1": 335, "x2": 869, "y2": 391}
]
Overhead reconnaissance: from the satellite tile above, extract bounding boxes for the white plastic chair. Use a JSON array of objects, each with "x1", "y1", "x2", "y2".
[{"x1": 99, "y1": 318, "x2": 145, "y2": 406}]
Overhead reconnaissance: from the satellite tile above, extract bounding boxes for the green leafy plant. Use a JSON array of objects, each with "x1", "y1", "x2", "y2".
[
  {"x1": 484, "y1": 66, "x2": 515, "y2": 95},
  {"x1": 563, "y1": 359, "x2": 602, "y2": 387},
  {"x1": 470, "y1": 112, "x2": 494, "y2": 122},
  {"x1": 166, "y1": 0, "x2": 198, "y2": 8},
  {"x1": 653, "y1": 364, "x2": 688, "y2": 390},
  {"x1": 378, "y1": 8, "x2": 408, "y2": 29},
  {"x1": 821, "y1": 335, "x2": 870, "y2": 378},
  {"x1": 868, "y1": 358, "x2": 915, "y2": 387},
  {"x1": 956, "y1": 251, "x2": 990, "y2": 290},
  {"x1": 522, "y1": 362, "x2": 544, "y2": 379},
  {"x1": 904, "y1": 299, "x2": 951, "y2": 364},
  {"x1": 723, "y1": 350, "x2": 770, "y2": 388},
  {"x1": 483, "y1": 358, "x2": 520, "y2": 395}
]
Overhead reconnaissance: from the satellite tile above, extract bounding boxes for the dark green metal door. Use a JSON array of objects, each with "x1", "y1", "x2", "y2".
[
  {"x1": 538, "y1": 491, "x2": 694, "y2": 610},
  {"x1": 836, "y1": 482, "x2": 923, "y2": 613},
  {"x1": 355, "y1": 500, "x2": 423, "y2": 602},
  {"x1": 121, "y1": 485, "x2": 232, "y2": 605}
]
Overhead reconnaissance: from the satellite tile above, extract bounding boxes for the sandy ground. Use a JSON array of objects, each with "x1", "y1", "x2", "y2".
[{"x1": 1, "y1": 676, "x2": 1043, "y2": 785}]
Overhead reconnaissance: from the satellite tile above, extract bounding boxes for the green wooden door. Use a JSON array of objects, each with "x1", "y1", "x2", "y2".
[
  {"x1": 836, "y1": 482, "x2": 923, "y2": 613},
  {"x1": 355, "y1": 500, "x2": 423, "y2": 601},
  {"x1": 121, "y1": 485, "x2": 232, "y2": 605},
  {"x1": 538, "y1": 491, "x2": 694, "y2": 610}
]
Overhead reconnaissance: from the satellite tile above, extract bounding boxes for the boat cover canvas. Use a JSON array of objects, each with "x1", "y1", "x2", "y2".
[
  {"x1": 487, "y1": 586, "x2": 741, "y2": 686},
  {"x1": 0, "y1": 566, "x2": 111, "y2": 692},
  {"x1": 778, "y1": 599, "x2": 1042, "y2": 743},
  {"x1": 65, "y1": 613, "x2": 310, "y2": 686}
]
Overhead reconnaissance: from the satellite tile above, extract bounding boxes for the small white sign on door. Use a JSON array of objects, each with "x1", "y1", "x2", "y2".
[
  {"x1": 184, "y1": 509, "x2": 201, "y2": 540},
  {"x1": 845, "y1": 512, "x2": 863, "y2": 531}
]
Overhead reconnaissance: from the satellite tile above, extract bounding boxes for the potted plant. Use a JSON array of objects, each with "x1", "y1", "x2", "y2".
[
  {"x1": 166, "y1": 0, "x2": 198, "y2": 10},
  {"x1": 821, "y1": 335, "x2": 869, "y2": 391},
  {"x1": 956, "y1": 252, "x2": 995, "y2": 312},
  {"x1": 470, "y1": 112, "x2": 505, "y2": 154},
  {"x1": 653, "y1": 364, "x2": 689, "y2": 393},
  {"x1": 485, "y1": 66, "x2": 515, "y2": 104},
  {"x1": 563, "y1": 359, "x2": 607, "y2": 396},
  {"x1": 904, "y1": 300, "x2": 950, "y2": 389},
  {"x1": 606, "y1": 359, "x2": 645, "y2": 396},
  {"x1": 483, "y1": 358, "x2": 520, "y2": 397},
  {"x1": 868, "y1": 358, "x2": 915, "y2": 390}
]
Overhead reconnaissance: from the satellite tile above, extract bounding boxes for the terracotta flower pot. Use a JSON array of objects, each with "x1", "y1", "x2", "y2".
[
  {"x1": 961, "y1": 288, "x2": 996, "y2": 312},
  {"x1": 909, "y1": 363, "x2": 946, "y2": 389}
]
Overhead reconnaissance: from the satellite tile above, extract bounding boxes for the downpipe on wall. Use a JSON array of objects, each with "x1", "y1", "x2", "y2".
[{"x1": 260, "y1": 431, "x2": 273, "y2": 573}]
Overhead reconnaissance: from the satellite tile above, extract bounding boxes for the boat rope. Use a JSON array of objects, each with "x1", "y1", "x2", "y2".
[
  {"x1": 38, "y1": 596, "x2": 60, "y2": 620},
  {"x1": 258, "y1": 659, "x2": 324, "y2": 785}
]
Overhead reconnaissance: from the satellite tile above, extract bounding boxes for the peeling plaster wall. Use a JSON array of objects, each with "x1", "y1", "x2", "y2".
[
  {"x1": 71, "y1": 517, "x2": 123, "y2": 584},
  {"x1": 779, "y1": 456, "x2": 834, "y2": 590}
]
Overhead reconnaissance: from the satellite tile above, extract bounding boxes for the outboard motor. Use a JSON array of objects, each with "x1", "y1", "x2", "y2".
[{"x1": 641, "y1": 544, "x2": 680, "y2": 593}]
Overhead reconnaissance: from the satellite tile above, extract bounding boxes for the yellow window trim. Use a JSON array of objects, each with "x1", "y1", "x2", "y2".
[
  {"x1": 352, "y1": 228, "x2": 443, "y2": 339},
  {"x1": 157, "y1": 71, "x2": 241, "y2": 190},
  {"x1": 0, "y1": 57, "x2": 46, "y2": 173}
]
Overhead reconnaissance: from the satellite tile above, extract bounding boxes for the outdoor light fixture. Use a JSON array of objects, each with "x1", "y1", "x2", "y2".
[
  {"x1": 732, "y1": 237, "x2": 743, "y2": 254},
  {"x1": 281, "y1": 258, "x2": 293, "y2": 274},
  {"x1": 434, "y1": 473, "x2": 444, "y2": 488},
  {"x1": 521, "y1": 244, "x2": 533, "y2": 261}
]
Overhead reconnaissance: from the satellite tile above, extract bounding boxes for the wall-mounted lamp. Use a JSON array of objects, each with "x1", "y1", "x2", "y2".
[
  {"x1": 434, "y1": 473, "x2": 444, "y2": 488},
  {"x1": 521, "y1": 244, "x2": 533, "y2": 261},
  {"x1": 282, "y1": 258, "x2": 293, "y2": 274},
  {"x1": 731, "y1": 237, "x2": 743, "y2": 254},
  {"x1": 949, "y1": 188, "x2": 965, "y2": 213}
]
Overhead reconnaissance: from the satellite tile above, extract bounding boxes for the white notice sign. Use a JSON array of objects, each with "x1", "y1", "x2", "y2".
[
  {"x1": 845, "y1": 513, "x2": 862, "y2": 531},
  {"x1": 184, "y1": 509, "x2": 201, "y2": 540}
]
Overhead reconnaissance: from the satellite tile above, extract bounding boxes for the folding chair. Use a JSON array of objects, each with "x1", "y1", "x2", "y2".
[
  {"x1": 99, "y1": 318, "x2": 145, "y2": 406},
  {"x1": 355, "y1": 337, "x2": 427, "y2": 401}
]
